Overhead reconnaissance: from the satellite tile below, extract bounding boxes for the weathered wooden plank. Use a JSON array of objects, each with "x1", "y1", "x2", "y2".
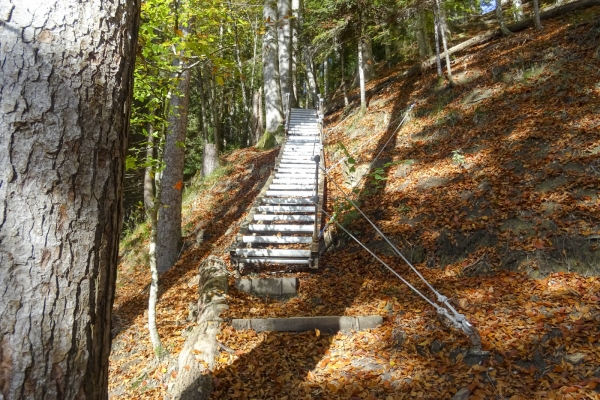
[
  {"x1": 248, "y1": 224, "x2": 313, "y2": 232},
  {"x1": 236, "y1": 249, "x2": 311, "y2": 257},
  {"x1": 253, "y1": 214, "x2": 315, "y2": 222}
]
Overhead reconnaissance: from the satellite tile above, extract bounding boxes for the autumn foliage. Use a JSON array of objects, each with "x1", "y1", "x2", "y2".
[{"x1": 110, "y1": 7, "x2": 600, "y2": 399}]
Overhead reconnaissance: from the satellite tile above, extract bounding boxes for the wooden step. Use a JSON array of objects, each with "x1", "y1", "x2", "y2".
[
  {"x1": 249, "y1": 224, "x2": 313, "y2": 232},
  {"x1": 253, "y1": 214, "x2": 315, "y2": 222},
  {"x1": 236, "y1": 257, "x2": 310, "y2": 265},
  {"x1": 269, "y1": 184, "x2": 316, "y2": 190},
  {"x1": 257, "y1": 205, "x2": 315, "y2": 212},
  {"x1": 242, "y1": 235, "x2": 312, "y2": 244},
  {"x1": 277, "y1": 164, "x2": 315, "y2": 170},
  {"x1": 266, "y1": 190, "x2": 314, "y2": 197},
  {"x1": 236, "y1": 249, "x2": 311, "y2": 257},
  {"x1": 272, "y1": 179, "x2": 315, "y2": 184},
  {"x1": 261, "y1": 198, "x2": 314, "y2": 205}
]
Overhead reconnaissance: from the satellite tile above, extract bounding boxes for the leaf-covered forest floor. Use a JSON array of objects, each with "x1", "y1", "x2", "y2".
[{"x1": 109, "y1": 7, "x2": 600, "y2": 400}]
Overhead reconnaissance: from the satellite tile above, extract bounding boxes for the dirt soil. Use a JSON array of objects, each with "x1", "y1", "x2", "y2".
[{"x1": 109, "y1": 7, "x2": 600, "y2": 400}]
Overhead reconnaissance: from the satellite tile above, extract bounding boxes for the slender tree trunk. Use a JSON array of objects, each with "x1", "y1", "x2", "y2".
[
  {"x1": 144, "y1": 122, "x2": 156, "y2": 212},
  {"x1": 157, "y1": 30, "x2": 192, "y2": 275},
  {"x1": 323, "y1": 57, "x2": 329, "y2": 103},
  {"x1": 358, "y1": 38, "x2": 367, "y2": 115},
  {"x1": 416, "y1": 10, "x2": 432, "y2": 58},
  {"x1": 513, "y1": 0, "x2": 525, "y2": 20},
  {"x1": 198, "y1": 69, "x2": 208, "y2": 144},
  {"x1": 339, "y1": 45, "x2": 349, "y2": 106},
  {"x1": 234, "y1": 23, "x2": 250, "y2": 121},
  {"x1": 304, "y1": 50, "x2": 319, "y2": 106},
  {"x1": 250, "y1": 14, "x2": 259, "y2": 94},
  {"x1": 436, "y1": 0, "x2": 455, "y2": 85},
  {"x1": 496, "y1": 0, "x2": 513, "y2": 35},
  {"x1": 357, "y1": 37, "x2": 375, "y2": 82},
  {"x1": 533, "y1": 0, "x2": 542, "y2": 29},
  {"x1": 251, "y1": 88, "x2": 264, "y2": 145},
  {"x1": 262, "y1": 0, "x2": 284, "y2": 139},
  {"x1": 0, "y1": 0, "x2": 139, "y2": 398},
  {"x1": 147, "y1": 169, "x2": 163, "y2": 359},
  {"x1": 202, "y1": 144, "x2": 219, "y2": 177},
  {"x1": 433, "y1": 7, "x2": 443, "y2": 77},
  {"x1": 438, "y1": 0, "x2": 451, "y2": 39}
]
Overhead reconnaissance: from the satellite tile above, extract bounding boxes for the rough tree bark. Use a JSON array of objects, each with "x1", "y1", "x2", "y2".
[
  {"x1": 157, "y1": 36, "x2": 192, "y2": 275},
  {"x1": 278, "y1": 0, "x2": 296, "y2": 107},
  {"x1": 292, "y1": 0, "x2": 302, "y2": 103},
  {"x1": 0, "y1": 0, "x2": 139, "y2": 398},
  {"x1": 251, "y1": 88, "x2": 264, "y2": 145},
  {"x1": 260, "y1": 0, "x2": 284, "y2": 147},
  {"x1": 202, "y1": 144, "x2": 219, "y2": 177}
]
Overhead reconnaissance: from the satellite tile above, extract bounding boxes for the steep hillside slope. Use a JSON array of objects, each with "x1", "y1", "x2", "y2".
[{"x1": 109, "y1": 6, "x2": 600, "y2": 400}]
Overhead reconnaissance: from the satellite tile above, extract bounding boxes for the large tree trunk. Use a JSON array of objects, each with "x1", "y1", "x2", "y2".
[
  {"x1": 157, "y1": 48, "x2": 191, "y2": 275},
  {"x1": 278, "y1": 0, "x2": 296, "y2": 107},
  {"x1": 262, "y1": 0, "x2": 284, "y2": 138},
  {"x1": 292, "y1": 0, "x2": 302, "y2": 104},
  {"x1": 0, "y1": 0, "x2": 139, "y2": 398}
]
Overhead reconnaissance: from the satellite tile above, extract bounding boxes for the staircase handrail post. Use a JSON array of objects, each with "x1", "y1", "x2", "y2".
[{"x1": 312, "y1": 155, "x2": 320, "y2": 246}]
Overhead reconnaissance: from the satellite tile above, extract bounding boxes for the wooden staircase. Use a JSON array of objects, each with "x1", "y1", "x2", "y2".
[{"x1": 230, "y1": 108, "x2": 325, "y2": 273}]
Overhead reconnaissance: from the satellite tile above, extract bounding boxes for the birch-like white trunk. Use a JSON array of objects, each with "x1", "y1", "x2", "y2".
[
  {"x1": 263, "y1": 0, "x2": 283, "y2": 134},
  {"x1": 0, "y1": 0, "x2": 139, "y2": 398},
  {"x1": 513, "y1": 0, "x2": 525, "y2": 20},
  {"x1": 148, "y1": 171, "x2": 163, "y2": 359},
  {"x1": 358, "y1": 38, "x2": 367, "y2": 114}
]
